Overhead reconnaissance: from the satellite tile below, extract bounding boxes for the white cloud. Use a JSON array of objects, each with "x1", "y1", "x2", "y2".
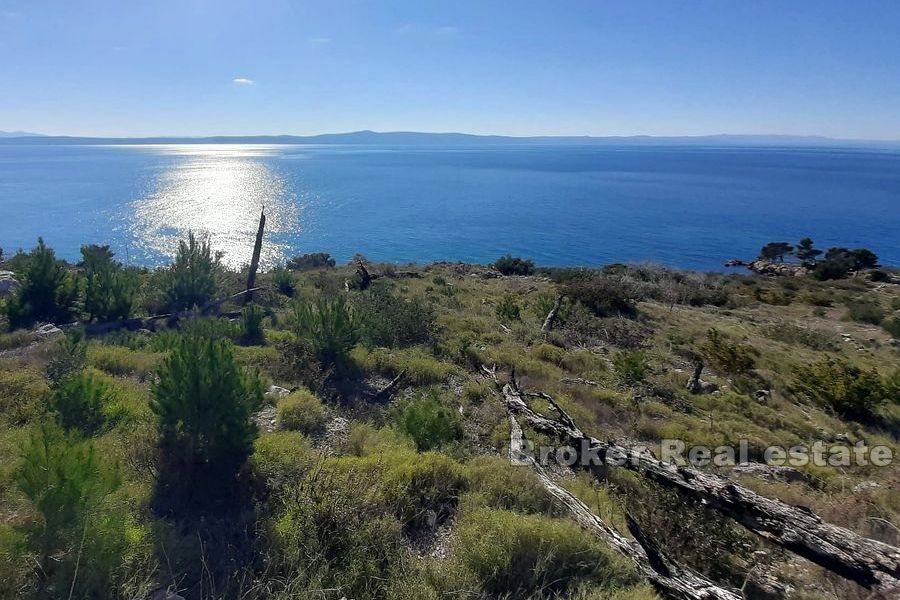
[
  {"x1": 232, "y1": 78, "x2": 255, "y2": 86},
  {"x1": 434, "y1": 26, "x2": 459, "y2": 36},
  {"x1": 307, "y1": 36, "x2": 331, "y2": 46}
]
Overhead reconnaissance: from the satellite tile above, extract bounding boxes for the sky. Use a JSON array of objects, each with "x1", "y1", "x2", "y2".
[{"x1": 1, "y1": 0, "x2": 900, "y2": 139}]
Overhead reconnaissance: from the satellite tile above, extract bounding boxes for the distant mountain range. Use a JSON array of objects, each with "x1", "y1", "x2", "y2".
[
  {"x1": 0, "y1": 130, "x2": 45, "y2": 138},
  {"x1": 0, "y1": 129, "x2": 898, "y2": 147}
]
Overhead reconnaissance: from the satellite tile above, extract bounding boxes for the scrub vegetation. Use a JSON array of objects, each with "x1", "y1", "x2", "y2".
[{"x1": 0, "y1": 240, "x2": 898, "y2": 600}]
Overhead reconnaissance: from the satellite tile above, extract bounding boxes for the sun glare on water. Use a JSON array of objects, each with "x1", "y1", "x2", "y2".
[{"x1": 129, "y1": 145, "x2": 299, "y2": 270}]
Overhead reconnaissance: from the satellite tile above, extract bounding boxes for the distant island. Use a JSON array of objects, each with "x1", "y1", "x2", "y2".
[{"x1": 2, "y1": 129, "x2": 900, "y2": 148}]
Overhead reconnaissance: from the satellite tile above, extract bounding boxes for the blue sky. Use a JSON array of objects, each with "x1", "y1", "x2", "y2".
[{"x1": 2, "y1": 0, "x2": 899, "y2": 138}]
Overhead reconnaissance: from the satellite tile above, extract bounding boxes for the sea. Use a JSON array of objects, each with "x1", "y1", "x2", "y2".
[{"x1": 1, "y1": 143, "x2": 898, "y2": 272}]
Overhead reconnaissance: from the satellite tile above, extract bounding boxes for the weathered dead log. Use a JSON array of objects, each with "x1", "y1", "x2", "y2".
[
  {"x1": 507, "y1": 411, "x2": 740, "y2": 599},
  {"x1": 561, "y1": 376, "x2": 603, "y2": 387},
  {"x1": 244, "y1": 208, "x2": 266, "y2": 304},
  {"x1": 541, "y1": 295, "x2": 565, "y2": 332},
  {"x1": 83, "y1": 288, "x2": 260, "y2": 336},
  {"x1": 494, "y1": 378, "x2": 900, "y2": 593}
]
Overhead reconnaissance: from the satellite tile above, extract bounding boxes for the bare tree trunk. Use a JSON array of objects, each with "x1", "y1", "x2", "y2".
[
  {"x1": 541, "y1": 295, "x2": 565, "y2": 332},
  {"x1": 244, "y1": 208, "x2": 266, "y2": 304},
  {"x1": 487, "y1": 370, "x2": 900, "y2": 594},
  {"x1": 507, "y1": 410, "x2": 741, "y2": 599},
  {"x1": 686, "y1": 361, "x2": 704, "y2": 394}
]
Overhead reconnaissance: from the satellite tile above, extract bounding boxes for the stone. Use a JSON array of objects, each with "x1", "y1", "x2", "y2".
[
  {"x1": 755, "y1": 389, "x2": 771, "y2": 403},
  {"x1": 0, "y1": 271, "x2": 19, "y2": 298},
  {"x1": 265, "y1": 385, "x2": 290, "y2": 400},
  {"x1": 34, "y1": 323, "x2": 63, "y2": 337}
]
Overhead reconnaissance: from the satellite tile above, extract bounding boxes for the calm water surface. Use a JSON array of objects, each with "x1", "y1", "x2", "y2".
[{"x1": 0, "y1": 144, "x2": 898, "y2": 271}]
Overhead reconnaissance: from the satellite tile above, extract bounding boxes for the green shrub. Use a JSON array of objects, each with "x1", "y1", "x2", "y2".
[
  {"x1": 278, "y1": 388, "x2": 327, "y2": 434},
  {"x1": 164, "y1": 232, "x2": 220, "y2": 312},
  {"x1": 613, "y1": 350, "x2": 649, "y2": 384},
  {"x1": 397, "y1": 391, "x2": 463, "y2": 451},
  {"x1": 45, "y1": 328, "x2": 87, "y2": 386},
  {"x1": 16, "y1": 423, "x2": 121, "y2": 591},
  {"x1": 466, "y1": 456, "x2": 556, "y2": 514},
  {"x1": 0, "y1": 365, "x2": 50, "y2": 426},
  {"x1": 239, "y1": 303, "x2": 266, "y2": 345},
  {"x1": 287, "y1": 297, "x2": 358, "y2": 368},
  {"x1": 251, "y1": 431, "x2": 317, "y2": 491},
  {"x1": 495, "y1": 294, "x2": 521, "y2": 322},
  {"x1": 87, "y1": 344, "x2": 163, "y2": 379},
  {"x1": 700, "y1": 328, "x2": 756, "y2": 376},
  {"x1": 4, "y1": 238, "x2": 78, "y2": 329},
  {"x1": 456, "y1": 507, "x2": 635, "y2": 598},
  {"x1": 494, "y1": 255, "x2": 535, "y2": 276},
  {"x1": 151, "y1": 328, "x2": 263, "y2": 510},
  {"x1": 286, "y1": 252, "x2": 336, "y2": 271},
  {"x1": 883, "y1": 316, "x2": 900, "y2": 339},
  {"x1": 80, "y1": 244, "x2": 136, "y2": 322},
  {"x1": 0, "y1": 330, "x2": 34, "y2": 351},
  {"x1": 271, "y1": 335, "x2": 324, "y2": 388},
  {"x1": 272, "y1": 267, "x2": 295, "y2": 296},
  {"x1": 52, "y1": 371, "x2": 115, "y2": 435},
  {"x1": 355, "y1": 283, "x2": 436, "y2": 348},
  {"x1": 792, "y1": 357, "x2": 887, "y2": 421},
  {"x1": 561, "y1": 275, "x2": 638, "y2": 318},
  {"x1": 846, "y1": 299, "x2": 885, "y2": 325}
]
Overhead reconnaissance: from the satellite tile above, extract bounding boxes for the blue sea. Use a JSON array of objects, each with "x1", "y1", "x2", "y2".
[{"x1": 1, "y1": 143, "x2": 898, "y2": 271}]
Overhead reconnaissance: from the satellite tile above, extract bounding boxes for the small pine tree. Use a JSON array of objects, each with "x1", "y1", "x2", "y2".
[
  {"x1": 795, "y1": 237, "x2": 822, "y2": 265},
  {"x1": 758, "y1": 241, "x2": 794, "y2": 262},
  {"x1": 151, "y1": 329, "x2": 263, "y2": 510},
  {"x1": 5, "y1": 238, "x2": 78, "y2": 328},
  {"x1": 16, "y1": 423, "x2": 120, "y2": 589},
  {"x1": 287, "y1": 297, "x2": 358, "y2": 368},
  {"x1": 164, "y1": 232, "x2": 220, "y2": 312},
  {"x1": 81, "y1": 244, "x2": 136, "y2": 322},
  {"x1": 52, "y1": 371, "x2": 113, "y2": 435}
]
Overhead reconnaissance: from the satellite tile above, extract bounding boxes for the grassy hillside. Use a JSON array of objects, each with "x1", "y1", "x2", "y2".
[{"x1": 0, "y1": 245, "x2": 898, "y2": 599}]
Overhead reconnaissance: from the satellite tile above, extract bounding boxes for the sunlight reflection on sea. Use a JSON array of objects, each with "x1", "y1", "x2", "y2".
[{"x1": 129, "y1": 145, "x2": 299, "y2": 269}]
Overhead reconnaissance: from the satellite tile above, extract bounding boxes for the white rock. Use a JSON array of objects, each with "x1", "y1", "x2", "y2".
[
  {"x1": 0, "y1": 271, "x2": 19, "y2": 298},
  {"x1": 34, "y1": 323, "x2": 63, "y2": 337},
  {"x1": 265, "y1": 385, "x2": 290, "y2": 400}
]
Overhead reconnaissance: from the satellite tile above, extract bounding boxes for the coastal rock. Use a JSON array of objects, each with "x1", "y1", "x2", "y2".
[
  {"x1": 0, "y1": 271, "x2": 19, "y2": 298},
  {"x1": 34, "y1": 323, "x2": 63, "y2": 338},
  {"x1": 747, "y1": 260, "x2": 809, "y2": 277},
  {"x1": 265, "y1": 385, "x2": 291, "y2": 401}
]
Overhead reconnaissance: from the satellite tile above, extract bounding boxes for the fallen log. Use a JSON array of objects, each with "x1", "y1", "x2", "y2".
[
  {"x1": 373, "y1": 369, "x2": 407, "y2": 400},
  {"x1": 488, "y1": 370, "x2": 900, "y2": 594},
  {"x1": 506, "y1": 410, "x2": 741, "y2": 600}
]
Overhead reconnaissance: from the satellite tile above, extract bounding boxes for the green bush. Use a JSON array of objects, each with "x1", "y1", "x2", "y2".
[
  {"x1": 239, "y1": 303, "x2": 266, "y2": 345},
  {"x1": 613, "y1": 350, "x2": 649, "y2": 384},
  {"x1": 278, "y1": 388, "x2": 327, "y2": 434},
  {"x1": 286, "y1": 252, "x2": 336, "y2": 271},
  {"x1": 883, "y1": 316, "x2": 900, "y2": 339},
  {"x1": 495, "y1": 294, "x2": 521, "y2": 322},
  {"x1": 4, "y1": 238, "x2": 78, "y2": 329},
  {"x1": 0, "y1": 365, "x2": 50, "y2": 426},
  {"x1": 494, "y1": 255, "x2": 535, "y2": 276},
  {"x1": 561, "y1": 275, "x2": 638, "y2": 318},
  {"x1": 271, "y1": 335, "x2": 324, "y2": 389},
  {"x1": 456, "y1": 507, "x2": 635, "y2": 598},
  {"x1": 164, "y1": 232, "x2": 220, "y2": 312},
  {"x1": 45, "y1": 328, "x2": 87, "y2": 386},
  {"x1": 701, "y1": 328, "x2": 756, "y2": 376},
  {"x1": 287, "y1": 297, "x2": 358, "y2": 367},
  {"x1": 846, "y1": 299, "x2": 885, "y2": 325},
  {"x1": 355, "y1": 283, "x2": 436, "y2": 348},
  {"x1": 151, "y1": 328, "x2": 263, "y2": 510},
  {"x1": 466, "y1": 456, "x2": 556, "y2": 514},
  {"x1": 397, "y1": 391, "x2": 463, "y2": 451},
  {"x1": 87, "y1": 344, "x2": 164, "y2": 379},
  {"x1": 792, "y1": 357, "x2": 887, "y2": 421},
  {"x1": 16, "y1": 423, "x2": 121, "y2": 593},
  {"x1": 80, "y1": 244, "x2": 136, "y2": 322},
  {"x1": 272, "y1": 267, "x2": 295, "y2": 296},
  {"x1": 52, "y1": 371, "x2": 116, "y2": 435},
  {"x1": 251, "y1": 431, "x2": 317, "y2": 492}
]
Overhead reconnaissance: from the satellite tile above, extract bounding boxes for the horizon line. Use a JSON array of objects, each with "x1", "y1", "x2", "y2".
[{"x1": 2, "y1": 129, "x2": 900, "y2": 145}]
